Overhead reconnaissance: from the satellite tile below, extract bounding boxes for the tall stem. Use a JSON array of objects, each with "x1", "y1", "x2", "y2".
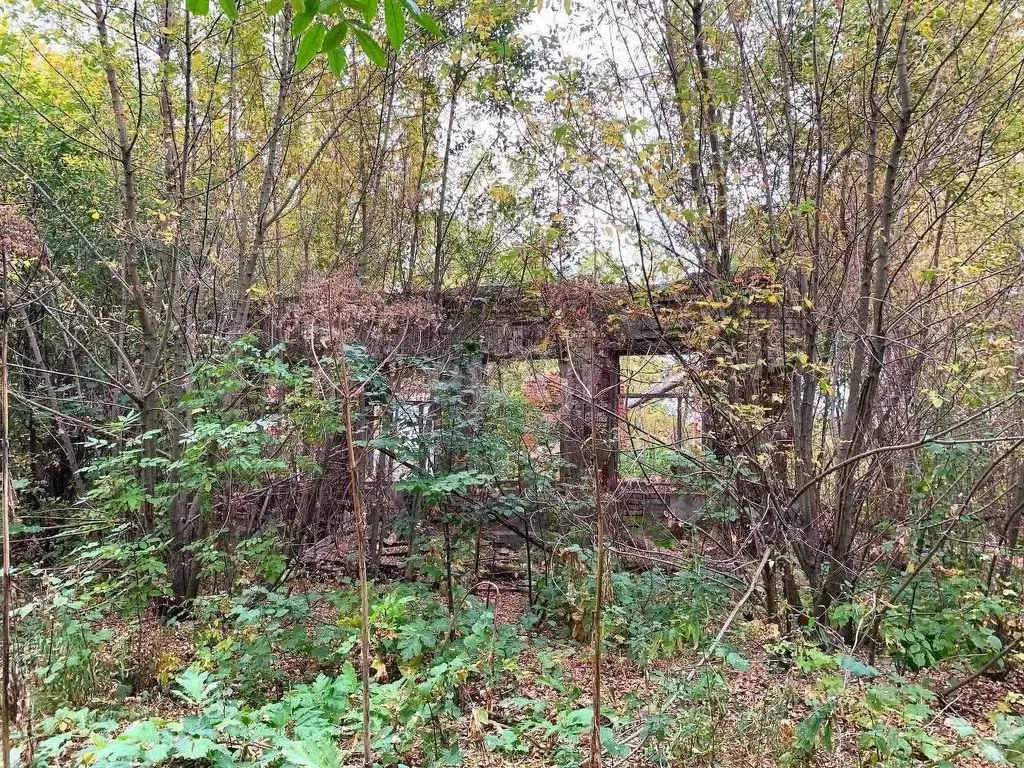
[
  {"x1": 339, "y1": 344, "x2": 372, "y2": 767},
  {"x1": 1, "y1": 243, "x2": 12, "y2": 768},
  {"x1": 588, "y1": 331, "x2": 605, "y2": 768}
]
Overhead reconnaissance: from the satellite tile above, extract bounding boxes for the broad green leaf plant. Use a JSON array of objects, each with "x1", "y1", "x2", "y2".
[{"x1": 186, "y1": 0, "x2": 442, "y2": 75}]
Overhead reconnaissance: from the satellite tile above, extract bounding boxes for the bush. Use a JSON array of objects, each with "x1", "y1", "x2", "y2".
[{"x1": 536, "y1": 552, "x2": 730, "y2": 666}]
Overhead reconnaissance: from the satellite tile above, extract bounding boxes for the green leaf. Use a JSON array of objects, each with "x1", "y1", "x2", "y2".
[
  {"x1": 352, "y1": 28, "x2": 387, "y2": 67},
  {"x1": 416, "y1": 10, "x2": 442, "y2": 36},
  {"x1": 296, "y1": 22, "x2": 327, "y2": 69},
  {"x1": 144, "y1": 743, "x2": 173, "y2": 762},
  {"x1": 186, "y1": 0, "x2": 210, "y2": 14},
  {"x1": 724, "y1": 651, "x2": 750, "y2": 671},
  {"x1": 291, "y1": 9, "x2": 315, "y2": 36},
  {"x1": 218, "y1": 0, "x2": 239, "y2": 19},
  {"x1": 562, "y1": 707, "x2": 593, "y2": 730},
  {"x1": 978, "y1": 741, "x2": 1007, "y2": 763},
  {"x1": 401, "y1": 0, "x2": 441, "y2": 36},
  {"x1": 383, "y1": 0, "x2": 404, "y2": 48},
  {"x1": 174, "y1": 666, "x2": 219, "y2": 704},
  {"x1": 97, "y1": 740, "x2": 144, "y2": 760},
  {"x1": 435, "y1": 745, "x2": 462, "y2": 766},
  {"x1": 339, "y1": 0, "x2": 375, "y2": 24},
  {"x1": 267, "y1": 0, "x2": 284, "y2": 13},
  {"x1": 280, "y1": 738, "x2": 343, "y2": 768},
  {"x1": 839, "y1": 655, "x2": 879, "y2": 678},
  {"x1": 175, "y1": 737, "x2": 221, "y2": 760},
  {"x1": 946, "y1": 717, "x2": 977, "y2": 738},
  {"x1": 326, "y1": 45, "x2": 347, "y2": 76},
  {"x1": 322, "y1": 20, "x2": 348, "y2": 50},
  {"x1": 122, "y1": 720, "x2": 162, "y2": 743}
]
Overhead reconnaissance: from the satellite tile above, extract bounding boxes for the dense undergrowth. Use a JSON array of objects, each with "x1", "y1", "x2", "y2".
[
  {"x1": 12, "y1": 535, "x2": 1024, "y2": 767},
  {"x1": 4, "y1": 340, "x2": 1022, "y2": 767}
]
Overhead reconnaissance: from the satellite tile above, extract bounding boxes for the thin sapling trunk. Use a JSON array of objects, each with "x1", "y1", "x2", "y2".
[
  {"x1": 339, "y1": 344, "x2": 373, "y2": 767},
  {"x1": 588, "y1": 331, "x2": 605, "y2": 768}
]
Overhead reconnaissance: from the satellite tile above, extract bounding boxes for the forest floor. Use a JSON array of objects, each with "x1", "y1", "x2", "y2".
[
  {"x1": 22, "y1": 529, "x2": 1024, "y2": 767},
  {"x1": 100, "y1": 581, "x2": 1020, "y2": 767}
]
